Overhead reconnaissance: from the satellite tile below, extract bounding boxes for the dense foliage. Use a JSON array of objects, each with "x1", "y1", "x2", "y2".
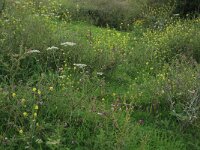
[{"x1": 0, "y1": 0, "x2": 199, "y2": 149}]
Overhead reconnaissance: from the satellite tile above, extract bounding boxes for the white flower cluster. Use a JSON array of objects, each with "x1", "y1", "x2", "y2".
[
  {"x1": 26, "y1": 50, "x2": 41, "y2": 54},
  {"x1": 97, "y1": 72, "x2": 103, "y2": 76},
  {"x1": 25, "y1": 41, "x2": 76, "y2": 55},
  {"x1": 61, "y1": 42, "x2": 76, "y2": 46},
  {"x1": 73, "y1": 63, "x2": 87, "y2": 69},
  {"x1": 47, "y1": 46, "x2": 59, "y2": 51}
]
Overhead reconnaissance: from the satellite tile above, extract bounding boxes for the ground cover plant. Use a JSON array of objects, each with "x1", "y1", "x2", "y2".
[{"x1": 0, "y1": 0, "x2": 200, "y2": 149}]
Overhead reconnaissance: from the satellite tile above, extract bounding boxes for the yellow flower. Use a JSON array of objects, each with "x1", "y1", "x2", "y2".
[
  {"x1": 37, "y1": 89, "x2": 41, "y2": 95},
  {"x1": 34, "y1": 112, "x2": 37, "y2": 118},
  {"x1": 34, "y1": 105, "x2": 39, "y2": 110},
  {"x1": 32, "y1": 87, "x2": 37, "y2": 92},
  {"x1": 23, "y1": 112, "x2": 28, "y2": 117},
  {"x1": 112, "y1": 93, "x2": 116, "y2": 97},
  {"x1": 19, "y1": 129, "x2": 23, "y2": 134},
  {"x1": 49, "y1": 87, "x2": 53, "y2": 91},
  {"x1": 12, "y1": 93, "x2": 16, "y2": 98}
]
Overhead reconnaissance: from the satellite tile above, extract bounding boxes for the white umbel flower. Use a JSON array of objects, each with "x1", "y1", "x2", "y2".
[
  {"x1": 47, "y1": 46, "x2": 59, "y2": 51},
  {"x1": 61, "y1": 42, "x2": 76, "y2": 46},
  {"x1": 97, "y1": 72, "x2": 103, "y2": 76},
  {"x1": 26, "y1": 50, "x2": 41, "y2": 54},
  {"x1": 73, "y1": 63, "x2": 87, "y2": 68}
]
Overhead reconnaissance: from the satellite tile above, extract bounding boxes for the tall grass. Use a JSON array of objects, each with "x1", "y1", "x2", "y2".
[{"x1": 0, "y1": 0, "x2": 200, "y2": 149}]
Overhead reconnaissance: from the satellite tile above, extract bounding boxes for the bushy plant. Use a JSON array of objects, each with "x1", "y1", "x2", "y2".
[
  {"x1": 164, "y1": 57, "x2": 200, "y2": 127},
  {"x1": 58, "y1": 0, "x2": 148, "y2": 30}
]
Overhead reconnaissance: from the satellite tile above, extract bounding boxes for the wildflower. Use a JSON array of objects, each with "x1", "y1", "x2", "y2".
[
  {"x1": 26, "y1": 50, "x2": 41, "y2": 54},
  {"x1": 112, "y1": 93, "x2": 116, "y2": 97},
  {"x1": 34, "y1": 105, "x2": 39, "y2": 110},
  {"x1": 19, "y1": 129, "x2": 23, "y2": 134},
  {"x1": 34, "y1": 112, "x2": 37, "y2": 118},
  {"x1": 173, "y1": 14, "x2": 180, "y2": 17},
  {"x1": 23, "y1": 112, "x2": 28, "y2": 117},
  {"x1": 12, "y1": 93, "x2": 16, "y2": 98},
  {"x1": 61, "y1": 42, "x2": 76, "y2": 46},
  {"x1": 32, "y1": 87, "x2": 37, "y2": 92},
  {"x1": 37, "y1": 89, "x2": 41, "y2": 95},
  {"x1": 97, "y1": 72, "x2": 103, "y2": 76},
  {"x1": 73, "y1": 63, "x2": 87, "y2": 69},
  {"x1": 97, "y1": 112, "x2": 104, "y2": 116},
  {"x1": 49, "y1": 87, "x2": 53, "y2": 91},
  {"x1": 47, "y1": 46, "x2": 59, "y2": 51}
]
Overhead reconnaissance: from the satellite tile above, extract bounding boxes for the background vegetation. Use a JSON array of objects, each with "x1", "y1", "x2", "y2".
[{"x1": 0, "y1": 0, "x2": 199, "y2": 149}]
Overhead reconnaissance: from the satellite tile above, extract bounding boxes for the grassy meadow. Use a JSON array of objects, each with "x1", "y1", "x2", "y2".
[{"x1": 0, "y1": 0, "x2": 200, "y2": 149}]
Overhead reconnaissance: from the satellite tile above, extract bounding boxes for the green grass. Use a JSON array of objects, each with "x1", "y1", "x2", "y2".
[{"x1": 0, "y1": 0, "x2": 200, "y2": 149}]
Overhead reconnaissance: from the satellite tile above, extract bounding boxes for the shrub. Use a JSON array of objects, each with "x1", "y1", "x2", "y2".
[
  {"x1": 164, "y1": 57, "x2": 200, "y2": 127},
  {"x1": 58, "y1": 0, "x2": 148, "y2": 30}
]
